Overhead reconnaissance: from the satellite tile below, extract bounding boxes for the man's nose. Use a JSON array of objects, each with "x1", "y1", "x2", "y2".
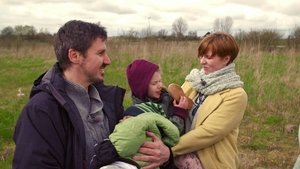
[{"x1": 104, "y1": 54, "x2": 111, "y2": 65}]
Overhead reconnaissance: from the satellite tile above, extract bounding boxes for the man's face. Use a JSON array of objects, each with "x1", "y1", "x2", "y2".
[{"x1": 80, "y1": 37, "x2": 111, "y2": 85}]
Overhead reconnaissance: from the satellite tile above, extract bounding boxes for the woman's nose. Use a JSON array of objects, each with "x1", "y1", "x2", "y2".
[{"x1": 200, "y1": 57, "x2": 206, "y2": 64}]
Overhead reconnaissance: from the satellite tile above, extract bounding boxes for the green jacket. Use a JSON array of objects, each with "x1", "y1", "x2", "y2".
[{"x1": 109, "y1": 112, "x2": 180, "y2": 167}]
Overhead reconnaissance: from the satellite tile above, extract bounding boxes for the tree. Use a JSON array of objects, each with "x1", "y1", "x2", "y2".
[
  {"x1": 187, "y1": 31, "x2": 197, "y2": 40},
  {"x1": 292, "y1": 26, "x2": 300, "y2": 39},
  {"x1": 1, "y1": 26, "x2": 14, "y2": 36},
  {"x1": 157, "y1": 29, "x2": 168, "y2": 38},
  {"x1": 235, "y1": 29, "x2": 282, "y2": 50},
  {"x1": 235, "y1": 29, "x2": 246, "y2": 40},
  {"x1": 260, "y1": 29, "x2": 282, "y2": 49},
  {"x1": 291, "y1": 25, "x2": 300, "y2": 48},
  {"x1": 172, "y1": 17, "x2": 188, "y2": 38},
  {"x1": 36, "y1": 28, "x2": 53, "y2": 42},
  {"x1": 120, "y1": 28, "x2": 139, "y2": 40},
  {"x1": 140, "y1": 27, "x2": 153, "y2": 38},
  {"x1": 213, "y1": 18, "x2": 221, "y2": 32},
  {"x1": 213, "y1": 16, "x2": 233, "y2": 33},
  {"x1": 14, "y1": 25, "x2": 37, "y2": 36}
]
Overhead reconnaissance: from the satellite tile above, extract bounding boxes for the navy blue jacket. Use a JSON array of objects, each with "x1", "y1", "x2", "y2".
[{"x1": 13, "y1": 63, "x2": 125, "y2": 169}]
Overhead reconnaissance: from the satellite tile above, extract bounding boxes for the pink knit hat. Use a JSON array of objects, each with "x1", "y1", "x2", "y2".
[{"x1": 126, "y1": 59, "x2": 159, "y2": 100}]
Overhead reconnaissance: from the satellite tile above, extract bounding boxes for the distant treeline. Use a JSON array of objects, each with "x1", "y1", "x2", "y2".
[{"x1": 1, "y1": 24, "x2": 300, "y2": 51}]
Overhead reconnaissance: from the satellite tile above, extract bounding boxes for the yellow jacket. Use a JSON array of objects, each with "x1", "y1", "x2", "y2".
[{"x1": 172, "y1": 81, "x2": 248, "y2": 169}]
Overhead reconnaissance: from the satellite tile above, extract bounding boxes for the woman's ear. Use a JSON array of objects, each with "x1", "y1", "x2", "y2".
[
  {"x1": 224, "y1": 55, "x2": 231, "y2": 65},
  {"x1": 68, "y1": 49, "x2": 81, "y2": 63}
]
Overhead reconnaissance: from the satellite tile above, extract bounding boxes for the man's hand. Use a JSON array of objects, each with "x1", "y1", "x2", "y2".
[{"x1": 133, "y1": 131, "x2": 170, "y2": 169}]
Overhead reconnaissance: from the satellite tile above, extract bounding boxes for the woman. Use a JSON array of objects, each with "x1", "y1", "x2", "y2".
[{"x1": 172, "y1": 32, "x2": 248, "y2": 169}]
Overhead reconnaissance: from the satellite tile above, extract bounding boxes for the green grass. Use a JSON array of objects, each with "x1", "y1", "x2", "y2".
[
  {"x1": 264, "y1": 115, "x2": 283, "y2": 125},
  {"x1": 242, "y1": 143, "x2": 268, "y2": 150},
  {"x1": 0, "y1": 55, "x2": 54, "y2": 168},
  {"x1": 0, "y1": 39, "x2": 299, "y2": 169}
]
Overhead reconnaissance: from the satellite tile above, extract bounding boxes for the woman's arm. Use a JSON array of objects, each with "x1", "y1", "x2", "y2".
[{"x1": 172, "y1": 88, "x2": 247, "y2": 155}]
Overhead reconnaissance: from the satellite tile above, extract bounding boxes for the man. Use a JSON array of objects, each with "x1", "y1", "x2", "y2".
[{"x1": 13, "y1": 20, "x2": 172, "y2": 169}]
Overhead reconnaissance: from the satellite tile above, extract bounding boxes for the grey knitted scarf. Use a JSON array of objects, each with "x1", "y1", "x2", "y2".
[{"x1": 185, "y1": 63, "x2": 244, "y2": 95}]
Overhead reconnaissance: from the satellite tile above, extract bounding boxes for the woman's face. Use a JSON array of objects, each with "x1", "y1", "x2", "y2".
[
  {"x1": 147, "y1": 71, "x2": 163, "y2": 99},
  {"x1": 199, "y1": 50, "x2": 230, "y2": 74}
]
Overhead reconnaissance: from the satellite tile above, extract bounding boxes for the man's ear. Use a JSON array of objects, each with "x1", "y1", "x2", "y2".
[{"x1": 68, "y1": 49, "x2": 81, "y2": 63}]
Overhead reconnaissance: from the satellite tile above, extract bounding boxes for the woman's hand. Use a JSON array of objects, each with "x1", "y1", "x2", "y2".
[{"x1": 133, "y1": 131, "x2": 170, "y2": 169}]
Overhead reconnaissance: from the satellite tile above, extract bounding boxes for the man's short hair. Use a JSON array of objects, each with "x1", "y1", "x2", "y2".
[{"x1": 54, "y1": 20, "x2": 107, "y2": 70}]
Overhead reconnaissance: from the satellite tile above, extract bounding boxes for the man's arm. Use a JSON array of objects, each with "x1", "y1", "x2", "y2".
[{"x1": 13, "y1": 101, "x2": 66, "y2": 169}]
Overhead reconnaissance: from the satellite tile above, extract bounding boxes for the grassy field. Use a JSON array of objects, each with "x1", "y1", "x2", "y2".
[{"x1": 0, "y1": 39, "x2": 299, "y2": 169}]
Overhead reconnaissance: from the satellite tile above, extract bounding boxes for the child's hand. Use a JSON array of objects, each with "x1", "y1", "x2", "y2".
[
  {"x1": 168, "y1": 83, "x2": 193, "y2": 109},
  {"x1": 119, "y1": 115, "x2": 132, "y2": 122},
  {"x1": 173, "y1": 96, "x2": 190, "y2": 109}
]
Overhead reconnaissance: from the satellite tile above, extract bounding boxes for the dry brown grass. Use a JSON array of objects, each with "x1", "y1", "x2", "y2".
[{"x1": 0, "y1": 39, "x2": 299, "y2": 169}]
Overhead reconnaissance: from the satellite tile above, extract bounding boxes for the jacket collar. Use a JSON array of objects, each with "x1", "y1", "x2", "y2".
[{"x1": 196, "y1": 89, "x2": 230, "y2": 124}]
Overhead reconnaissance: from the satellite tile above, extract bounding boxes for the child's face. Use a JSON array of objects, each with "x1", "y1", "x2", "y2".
[{"x1": 147, "y1": 71, "x2": 163, "y2": 99}]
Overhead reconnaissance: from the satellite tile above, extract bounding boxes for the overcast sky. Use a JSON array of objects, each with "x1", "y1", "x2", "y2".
[{"x1": 1, "y1": 0, "x2": 299, "y2": 37}]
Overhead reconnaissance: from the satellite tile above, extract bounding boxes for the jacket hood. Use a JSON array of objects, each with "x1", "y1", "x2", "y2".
[
  {"x1": 30, "y1": 63, "x2": 65, "y2": 99},
  {"x1": 29, "y1": 62, "x2": 126, "y2": 131}
]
